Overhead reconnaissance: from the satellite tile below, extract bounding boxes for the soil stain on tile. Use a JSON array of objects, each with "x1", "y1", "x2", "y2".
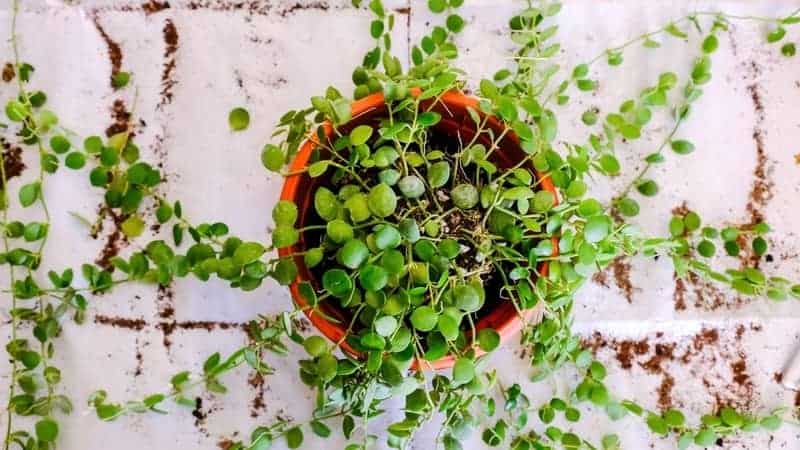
[
  {"x1": 592, "y1": 256, "x2": 635, "y2": 303},
  {"x1": 91, "y1": 14, "x2": 124, "y2": 89},
  {"x1": 2, "y1": 63, "x2": 14, "y2": 82},
  {"x1": 583, "y1": 324, "x2": 761, "y2": 412},
  {"x1": 0, "y1": 137, "x2": 26, "y2": 187},
  {"x1": 158, "y1": 19, "x2": 179, "y2": 109}
]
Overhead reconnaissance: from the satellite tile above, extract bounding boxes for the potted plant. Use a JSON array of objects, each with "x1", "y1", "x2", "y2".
[{"x1": 273, "y1": 88, "x2": 558, "y2": 371}]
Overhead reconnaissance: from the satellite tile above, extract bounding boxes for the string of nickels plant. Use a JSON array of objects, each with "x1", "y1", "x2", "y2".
[
  {"x1": 4, "y1": 1, "x2": 800, "y2": 450},
  {"x1": 566, "y1": 354, "x2": 794, "y2": 449},
  {"x1": 88, "y1": 312, "x2": 297, "y2": 421},
  {"x1": 2, "y1": 0, "x2": 74, "y2": 447}
]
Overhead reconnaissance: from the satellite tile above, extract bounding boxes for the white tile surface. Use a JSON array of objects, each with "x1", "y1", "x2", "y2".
[{"x1": 1, "y1": 0, "x2": 800, "y2": 448}]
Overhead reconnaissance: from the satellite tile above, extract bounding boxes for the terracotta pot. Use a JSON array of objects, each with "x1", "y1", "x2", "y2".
[{"x1": 278, "y1": 90, "x2": 558, "y2": 370}]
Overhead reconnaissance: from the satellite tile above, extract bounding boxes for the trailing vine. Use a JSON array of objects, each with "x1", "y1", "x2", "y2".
[{"x1": 2, "y1": 1, "x2": 800, "y2": 450}]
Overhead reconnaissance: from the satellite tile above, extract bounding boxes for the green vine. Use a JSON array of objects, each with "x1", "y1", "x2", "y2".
[{"x1": 2, "y1": 1, "x2": 800, "y2": 450}]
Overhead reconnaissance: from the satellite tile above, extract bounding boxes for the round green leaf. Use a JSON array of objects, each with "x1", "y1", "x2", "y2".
[
  {"x1": 375, "y1": 316, "x2": 398, "y2": 337},
  {"x1": 453, "y1": 284, "x2": 481, "y2": 312},
  {"x1": 427, "y1": 161, "x2": 451, "y2": 188},
  {"x1": 65, "y1": 152, "x2": 86, "y2": 170},
  {"x1": 286, "y1": 426, "x2": 304, "y2": 449},
  {"x1": 322, "y1": 269, "x2": 352, "y2": 298},
  {"x1": 339, "y1": 239, "x2": 369, "y2": 269},
  {"x1": 410, "y1": 305, "x2": 438, "y2": 331},
  {"x1": 437, "y1": 314, "x2": 460, "y2": 341},
  {"x1": 584, "y1": 216, "x2": 609, "y2": 243},
  {"x1": 35, "y1": 418, "x2": 59, "y2": 442},
  {"x1": 398, "y1": 175, "x2": 425, "y2": 198},
  {"x1": 303, "y1": 336, "x2": 328, "y2": 357},
  {"x1": 477, "y1": 328, "x2": 500, "y2": 352},
  {"x1": 272, "y1": 200, "x2": 298, "y2": 226},
  {"x1": 326, "y1": 219, "x2": 353, "y2": 243},
  {"x1": 261, "y1": 144, "x2": 284, "y2": 171},
  {"x1": 381, "y1": 249, "x2": 405, "y2": 274},
  {"x1": 344, "y1": 192, "x2": 370, "y2": 223},
  {"x1": 452, "y1": 184, "x2": 479, "y2": 209},
  {"x1": 452, "y1": 358, "x2": 475, "y2": 384},
  {"x1": 359, "y1": 265, "x2": 388, "y2": 292},
  {"x1": 228, "y1": 107, "x2": 250, "y2": 131},
  {"x1": 360, "y1": 332, "x2": 385, "y2": 350},
  {"x1": 368, "y1": 183, "x2": 397, "y2": 218},
  {"x1": 349, "y1": 125, "x2": 373, "y2": 146},
  {"x1": 50, "y1": 135, "x2": 71, "y2": 154},
  {"x1": 671, "y1": 140, "x2": 695, "y2": 155},
  {"x1": 636, "y1": 180, "x2": 659, "y2": 197}
]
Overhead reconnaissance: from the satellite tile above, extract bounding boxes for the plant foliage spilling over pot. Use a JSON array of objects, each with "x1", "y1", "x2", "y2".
[
  {"x1": 275, "y1": 89, "x2": 558, "y2": 370},
  {"x1": 3, "y1": 0, "x2": 800, "y2": 449}
]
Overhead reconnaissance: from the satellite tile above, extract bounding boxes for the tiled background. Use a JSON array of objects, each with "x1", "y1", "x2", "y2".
[{"x1": 1, "y1": 0, "x2": 800, "y2": 448}]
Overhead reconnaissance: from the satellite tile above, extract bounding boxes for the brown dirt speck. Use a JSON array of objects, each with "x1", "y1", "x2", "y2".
[
  {"x1": 91, "y1": 15, "x2": 123, "y2": 88},
  {"x1": 93, "y1": 314, "x2": 147, "y2": 330},
  {"x1": 592, "y1": 256, "x2": 635, "y2": 303},
  {"x1": 657, "y1": 374, "x2": 676, "y2": 411},
  {"x1": 105, "y1": 99, "x2": 132, "y2": 137},
  {"x1": 248, "y1": 372, "x2": 267, "y2": 418},
  {"x1": 95, "y1": 207, "x2": 129, "y2": 270},
  {"x1": 158, "y1": 19, "x2": 179, "y2": 109},
  {"x1": 0, "y1": 137, "x2": 26, "y2": 186},
  {"x1": 673, "y1": 276, "x2": 688, "y2": 311},
  {"x1": 2, "y1": 63, "x2": 14, "y2": 82},
  {"x1": 142, "y1": 0, "x2": 170, "y2": 14},
  {"x1": 217, "y1": 440, "x2": 235, "y2": 450},
  {"x1": 277, "y1": 1, "x2": 330, "y2": 18}
]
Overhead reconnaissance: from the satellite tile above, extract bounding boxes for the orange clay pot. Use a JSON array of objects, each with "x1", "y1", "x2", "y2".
[{"x1": 278, "y1": 90, "x2": 558, "y2": 370}]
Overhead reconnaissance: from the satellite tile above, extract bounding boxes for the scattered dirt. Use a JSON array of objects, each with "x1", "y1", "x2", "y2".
[
  {"x1": 217, "y1": 440, "x2": 235, "y2": 450},
  {"x1": 291, "y1": 316, "x2": 311, "y2": 333},
  {"x1": 191, "y1": 397, "x2": 208, "y2": 435},
  {"x1": 592, "y1": 256, "x2": 635, "y2": 303},
  {"x1": 156, "y1": 284, "x2": 177, "y2": 349},
  {"x1": 176, "y1": 320, "x2": 246, "y2": 331},
  {"x1": 0, "y1": 137, "x2": 26, "y2": 187},
  {"x1": 2, "y1": 63, "x2": 14, "y2": 82},
  {"x1": 106, "y1": 99, "x2": 133, "y2": 137},
  {"x1": 158, "y1": 19, "x2": 179, "y2": 109},
  {"x1": 673, "y1": 275, "x2": 688, "y2": 311},
  {"x1": 95, "y1": 206, "x2": 129, "y2": 271},
  {"x1": 641, "y1": 342, "x2": 676, "y2": 374},
  {"x1": 134, "y1": 338, "x2": 146, "y2": 377},
  {"x1": 248, "y1": 372, "x2": 267, "y2": 418},
  {"x1": 731, "y1": 355, "x2": 752, "y2": 389},
  {"x1": 690, "y1": 328, "x2": 720, "y2": 356},
  {"x1": 93, "y1": 314, "x2": 147, "y2": 330},
  {"x1": 675, "y1": 271, "x2": 745, "y2": 311},
  {"x1": 582, "y1": 324, "x2": 760, "y2": 412},
  {"x1": 91, "y1": 14, "x2": 123, "y2": 88},
  {"x1": 142, "y1": 0, "x2": 170, "y2": 14},
  {"x1": 737, "y1": 63, "x2": 774, "y2": 269},
  {"x1": 615, "y1": 339, "x2": 650, "y2": 369},
  {"x1": 186, "y1": 0, "x2": 269, "y2": 15},
  {"x1": 671, "y1": 202, "x2": 690, "y2": 217},
  {"x1": 657, "y1": 374, "x2": 676, "y2": 410},
  {"x1": 277, "y1": 1, "x2": 330, "y2": 18}
]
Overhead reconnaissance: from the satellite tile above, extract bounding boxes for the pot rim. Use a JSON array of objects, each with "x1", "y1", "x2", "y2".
[{"x1": 278, "y1": 90, "x2": 558, "y2": 370}]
